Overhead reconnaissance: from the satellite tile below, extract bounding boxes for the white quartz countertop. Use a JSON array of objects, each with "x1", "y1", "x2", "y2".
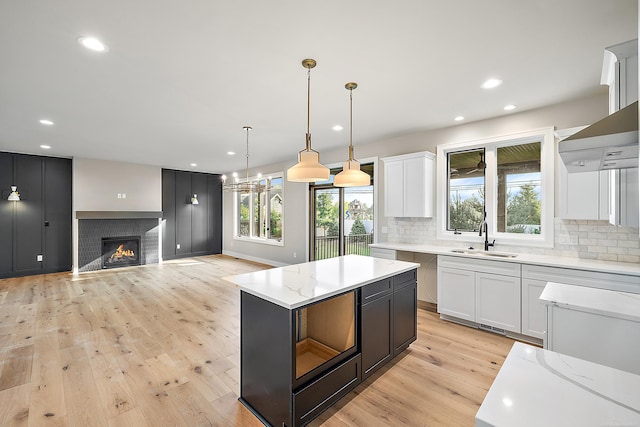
[
  {"x1": 223, "y1": 254, "x2": 420, "y2": 309},
  {"x1": 371, "y1": 242, "x2": 640, "y2": 277},
  {"x1": 476, "y1": 342, "x2": 640, "y2": 427},
  {"x1": 540, "y1": 282, "x2": 640, "y2": 323}
]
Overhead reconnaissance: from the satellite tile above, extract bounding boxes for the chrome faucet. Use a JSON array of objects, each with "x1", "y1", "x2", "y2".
[{"x1": 478, "y1": 213, "x2": 495, "y2": 251}]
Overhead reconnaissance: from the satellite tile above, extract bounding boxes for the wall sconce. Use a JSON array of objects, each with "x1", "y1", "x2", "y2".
[
  {"x1": 191, "y1": 194, "x2": 199, "y2": 205},
  {"x1": 7, "y1": 185, "x2": 20, "y2": 201}
]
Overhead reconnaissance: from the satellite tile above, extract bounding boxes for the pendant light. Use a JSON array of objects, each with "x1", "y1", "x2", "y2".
[
  {"x1": 334, "y1": 82, "x2": 370, "y2": 187},
  {"x1": 287, "y1": 59, "x2": 330, "y2": 182},
  {"x1": 222, "y1": 126, "x2": 271, "y2": 193}
]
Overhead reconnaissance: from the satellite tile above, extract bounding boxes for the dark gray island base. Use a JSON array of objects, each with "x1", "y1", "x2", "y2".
[{"x1": 238, "y1": 267, "x2": 418, "y2": 427}]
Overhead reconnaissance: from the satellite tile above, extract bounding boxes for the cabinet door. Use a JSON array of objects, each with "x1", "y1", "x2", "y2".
[
  {"x1": 558, "y1": 167, "x2": 609, "y2": 220},
  {"x1": 403, "y1": 157, "x2": 426, "y2": 217},
  {"x1": 475, "y1": 273, "x2": 521, "y2": 333},
  {"x1": 437, "y1": 267, "x2": 475, "y2": 322},
  {"x1": 361, "y1": 294, "x2": 393, "y2": 381},
  {"x1": 384, "y1": 160, "x2": 404, "y2": 217},
  {"x1": 521, "y1": 279, "x2": 547, "y2": 339},
  {"x1": 393, "y1": 281, "x2": 417, "y2": 355}
]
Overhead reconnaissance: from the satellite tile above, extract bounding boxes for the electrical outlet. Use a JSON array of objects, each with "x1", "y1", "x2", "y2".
[
  {"x1": 117, "y1": 193, "x2": 122, "y2": 199},
  {"x1": 176, "y1": 244, "x2": 181, "y2": 249},
  {"x1": 293, "y1": 252, "x2": 297, "y2": 258},
  {"x1": 37, "y1": 254, "x2": 43, "y2": 262}
]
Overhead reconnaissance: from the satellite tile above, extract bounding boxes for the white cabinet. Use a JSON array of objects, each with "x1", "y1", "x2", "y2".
[
  {"x1": 557, "y1": 165, "x2": 610, "y2": 220},
  {"x1": 556, "y1": 127, "x2": 610, "y2": 220},
  {"x1": 370, "y1": 247, "x2": 397, "y2": 260},
  {"x1": 437, "y1": 266, "x2": 475, "y2": 322},
  {"x1": 437, "y1": 255, "x2": 521, "y2": 334},
  {"x1": 541, "y1": 282, "x2": 640, "y2": 376},
  {"x1": 382, "y1": 152, "x2": 435, "y2": 217},
  {"x1": 609, "y1": 168, "x2": 639, "y2": 227},
  {"x1": 521, "y1": 263, "x2": 640, "y2": 341},
  {"x1": 476, "y1": 272, "x2": 521, "y2": 332},
  {"x1": 521, "y1": 278, "x2": 547, "y2": 339}
]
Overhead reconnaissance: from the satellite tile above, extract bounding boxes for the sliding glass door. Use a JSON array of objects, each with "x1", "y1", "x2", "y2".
[{"x1": 310, "y1": 165, "x2": 374, "y2": 261}]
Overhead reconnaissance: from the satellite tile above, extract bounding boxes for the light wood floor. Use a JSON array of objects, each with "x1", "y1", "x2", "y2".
[{"x1": 0, "y1": 255, "x2": 515, "y2": 427}]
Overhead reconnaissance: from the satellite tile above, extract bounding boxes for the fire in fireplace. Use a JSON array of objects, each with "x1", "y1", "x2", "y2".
[{"x1": 102, "y1": 236, "x2": 141, "y2": 269}]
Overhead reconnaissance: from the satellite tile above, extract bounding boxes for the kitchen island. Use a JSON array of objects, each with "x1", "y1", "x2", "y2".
[
  {"x1": 476, "y1": 342, "x2": 640, "y2": 427},
  {"x1": 224, "y1": 255, "x2": 419, "y2": 427}
]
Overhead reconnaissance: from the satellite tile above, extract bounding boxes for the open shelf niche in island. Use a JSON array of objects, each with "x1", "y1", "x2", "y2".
[{"x1": 224, "y1": 254, "x2": 420, "y2": 427}]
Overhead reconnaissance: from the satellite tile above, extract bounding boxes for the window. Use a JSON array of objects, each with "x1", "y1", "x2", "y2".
[
  {"x1": 235, "y1": 174, "x2": 284, "y2": 245},
  {"x1": 437, "y1": 128, "x2": 554, "y2": 247}
]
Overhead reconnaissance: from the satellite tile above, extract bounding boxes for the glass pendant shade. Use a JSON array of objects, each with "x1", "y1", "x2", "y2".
[
  {"x1": 287, "y1": 58, "x2": 329, "y2": 183},
  {"x1": 287, "y1": 149, "x2": 330, "y2": 182},
  {"x1": 334, "y1": 82, "x2": 368, "y2": 187},
  {"x1": 7, "y1": 186, "x2": 20, "y2": 201},
  {"x1": 334, "y1": 159, "x2": 370, "y2": 187}
]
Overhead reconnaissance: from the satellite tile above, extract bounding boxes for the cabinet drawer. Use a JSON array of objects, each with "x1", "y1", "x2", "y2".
[
  {"x1": 361, "y1": 278, "x2": 393, "y2": 303},
  {"x1": 438, "y1": 255, "x2": 520, "y2": 277},
  {"x1": 393, "y1": 269, "x2": 417, "y2": 290},
  {"x1": 521, "y1": 264, "x2": 639, "y2": 294},
  {"x1": 293, "y1": 354, "x2": 361, "y2": 426}
]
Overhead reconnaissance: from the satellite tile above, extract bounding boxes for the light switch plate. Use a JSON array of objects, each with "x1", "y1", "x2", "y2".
[{"x1": 37, "y1": 255, "x2": 43, "y2": 261}]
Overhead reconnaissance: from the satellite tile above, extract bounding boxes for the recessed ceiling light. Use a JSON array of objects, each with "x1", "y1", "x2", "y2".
[
  {"x1": 481, "y1": 78, "x2": 502, "y2": 89},
  {"x1": 190, "y1": 163, "x2": 197, "y2": 167},
  {"x1": 77, "y1": 37, "x2": 108, "y2": 52},
  {"x1": 332, "y1": 125, "x2": 343, "y2": 131},
  {"x1": 40, "y1": 145, "x2": 51, "y2": 149},
  {"x1": 39, "y1": 119, "x2": 54, "y2": 125},
  {"x1": 227, "y1": 151, "x2": 235, "y2": 156},
  {"x1": 454, "y1": 116, "x2": 465, "y2": 121},
  {"x1": 504, "y1": 104, "x2": 516, "y2": 111}
]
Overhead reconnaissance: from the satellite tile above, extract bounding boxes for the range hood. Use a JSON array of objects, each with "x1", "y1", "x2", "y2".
[{"x1": 559, "y1": 101, "x2": 638, "y2": 172}]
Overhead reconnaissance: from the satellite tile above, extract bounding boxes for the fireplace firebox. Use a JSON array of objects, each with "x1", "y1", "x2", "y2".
[{"x1": 102, "y1": 236, "x2": 141, "y2": 269}]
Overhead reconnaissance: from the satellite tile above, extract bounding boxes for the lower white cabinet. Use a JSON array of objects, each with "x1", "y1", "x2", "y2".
[
  {"x1": 437, "y1": 256, "x2": 521, "y2": 334},
  {"x1": 521, "y1": 279, "x2": 547, "y2": 339},
  {"x1": 475, "y1": 272, "x2": 521, "y2": 332},
  {"x1": 437, "y1": 267, "x2": 475, "y2": 322}
]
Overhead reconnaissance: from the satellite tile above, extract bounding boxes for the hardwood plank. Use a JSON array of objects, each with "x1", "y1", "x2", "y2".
[
  {"x1": 29, "y1": 333, "x2": 66, "y2": 426},
  {"x1": 0, "y1": 345, "x2": 34, "y2": 391},
  {"x1": 0, "y1": 383, "x2": 30, "y2": 427}
]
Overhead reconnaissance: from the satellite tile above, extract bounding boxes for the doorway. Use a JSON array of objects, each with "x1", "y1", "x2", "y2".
[{"x1": 310, "y1": 164, "x2": 374, "y2": 261}]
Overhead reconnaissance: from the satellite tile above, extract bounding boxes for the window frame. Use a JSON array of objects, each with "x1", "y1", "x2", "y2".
[
  {"x1": 233, "y1": 172, "x2": 285, "y2": 247},
  {"x1": 436, "y1": 128, "x2": 555, "y2": 248}
]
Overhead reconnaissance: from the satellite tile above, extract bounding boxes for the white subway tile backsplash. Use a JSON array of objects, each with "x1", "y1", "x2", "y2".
[{"x1": 386, "y1": 217, "x2": 640, "y2": 264}]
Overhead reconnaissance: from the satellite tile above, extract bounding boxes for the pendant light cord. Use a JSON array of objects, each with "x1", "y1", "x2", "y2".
[
  {"x1": 349, "y1": 86, "x2": 354, "y2": 160},
  {"x1": 306, "y1": 66, "x2": 311, "y2": 151}
]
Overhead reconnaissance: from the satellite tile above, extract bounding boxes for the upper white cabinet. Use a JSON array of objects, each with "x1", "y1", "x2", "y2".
[
  {"x1": 603, "y1": 39, "x2": 638, "y2": 113},
  {"x1": 382, "y1": 152, "x2": 435, "y2": 217}
]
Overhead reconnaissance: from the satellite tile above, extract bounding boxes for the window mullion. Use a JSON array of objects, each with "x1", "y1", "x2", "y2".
[{"x1": 484, "y1": 147, "x2": 497, "y2": 235}]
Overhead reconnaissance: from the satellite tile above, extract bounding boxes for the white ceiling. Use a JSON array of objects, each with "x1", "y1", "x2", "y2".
[{"x1": 0, "y1": 1, "x2": 637, "y2": 175}]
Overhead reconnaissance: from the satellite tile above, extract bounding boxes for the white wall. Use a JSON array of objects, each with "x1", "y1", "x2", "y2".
[
  {"x1": 222, "y1": 92, "x2": 612, "y2": 266},
  {"x1": 73, "y1": 158, "x2": 161, "y2": 211}
]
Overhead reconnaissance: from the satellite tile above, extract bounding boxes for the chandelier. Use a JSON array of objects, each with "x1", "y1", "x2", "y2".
[{"x1": 222, "y1": 126, "x2": 272, "y2": 193}]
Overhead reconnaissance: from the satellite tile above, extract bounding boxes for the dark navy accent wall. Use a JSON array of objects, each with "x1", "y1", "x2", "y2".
[
  {"x1": 161, "y1": 169, "x2": 222, "y2": 260},
  {"x1": 0, "y1": 151, "x2": 72, "y2": 278}
]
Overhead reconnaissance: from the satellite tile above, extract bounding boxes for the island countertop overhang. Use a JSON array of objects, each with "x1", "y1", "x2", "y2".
[{"x1": 224, "y1": 254, "x2": 420, "y2": 309}]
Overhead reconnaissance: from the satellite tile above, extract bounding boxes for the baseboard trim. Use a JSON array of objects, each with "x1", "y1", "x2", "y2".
[
  {"x1": 222, "y1": 250, "x2": 287, "y2": 267},
  {"x1": 418, "y1": 300, "x2": 437, "y2": 313}
]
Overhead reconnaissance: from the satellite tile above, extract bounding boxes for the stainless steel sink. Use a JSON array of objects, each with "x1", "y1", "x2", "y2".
[{"x1": 449, "y1": 249, "x2": 517, "y2": 258}]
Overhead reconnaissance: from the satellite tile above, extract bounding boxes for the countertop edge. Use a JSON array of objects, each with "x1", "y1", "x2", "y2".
[{"x1": 370, "y1": 243, "x2": 640, "y2": 277}]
